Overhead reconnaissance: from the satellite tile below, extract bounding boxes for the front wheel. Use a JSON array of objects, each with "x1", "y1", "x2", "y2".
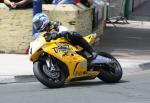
[
  {"x1": 33, "y1": 56, "x2": 66, "y2": 88},
  {"x1": 97, "y1": 52, "x2": 123, "y2": 83}
]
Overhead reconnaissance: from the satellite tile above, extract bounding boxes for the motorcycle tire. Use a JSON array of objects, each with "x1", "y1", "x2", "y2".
[
  {"x1": 97, "y1": 52, "x2": 123, "y2": 83},
  {"x1": 33, "y1": 59, "x2": 66, "y2": 88}
]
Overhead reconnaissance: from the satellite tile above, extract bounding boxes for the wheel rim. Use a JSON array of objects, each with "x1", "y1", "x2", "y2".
[
  {"x1": 42, "y1": 63, "x2": 63, "y2": 83},
  {"x1": 109, "y1": 62, "x2": 119, "y2": 74}
]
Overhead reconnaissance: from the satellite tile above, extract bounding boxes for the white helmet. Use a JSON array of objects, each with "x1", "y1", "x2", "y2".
[{"x1": 33, "y1": 13, "x2": 49, "y2": 32}]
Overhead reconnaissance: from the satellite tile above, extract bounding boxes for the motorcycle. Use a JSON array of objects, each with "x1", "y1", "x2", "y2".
[{"x1": 29, "y1": 31, "x2": 122, "y2": 88}]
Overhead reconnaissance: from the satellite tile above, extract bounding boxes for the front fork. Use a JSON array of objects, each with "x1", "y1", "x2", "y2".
[
  {"x1": 45, "y1": 57, "x2": 56, "y2": 71},
  {"x1": 39, "y1": 54, "x2": 57, "y2": 71}
]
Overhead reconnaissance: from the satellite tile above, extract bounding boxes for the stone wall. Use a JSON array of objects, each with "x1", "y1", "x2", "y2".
[
  {"x1": 0, "y1": 3, "x2": 105, "y2": 54},
  {"x1": 43, "y1": 4, "x2": 93, "y2": 36},
  {"x1": 0, "y1": 3, "x2": 32, "y2": 53},
  {"x1": 43, "y1": 4, "x2": 106, "y2": 37}
]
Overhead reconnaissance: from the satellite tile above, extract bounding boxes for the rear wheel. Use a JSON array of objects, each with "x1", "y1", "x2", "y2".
[
  {"x1": 97, "y1": 52, "x2": 123, "y2": 83},
  {"x1": 33, "y1": 55, "x2": 66, "y2": 88}
]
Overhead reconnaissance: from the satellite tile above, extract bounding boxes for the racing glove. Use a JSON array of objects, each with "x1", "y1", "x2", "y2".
[
  {"x1": 44, "y1": 32, "x2": 51, "y2": 42},
  {"x1": 44, "y1": 30, "x2": 60, "y2": 42},
  {"x1": 49, "y1": 30, "x2": 59, "y2": 40}
]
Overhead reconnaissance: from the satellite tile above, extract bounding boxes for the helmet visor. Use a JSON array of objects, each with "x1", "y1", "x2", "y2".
[{"x1": 33, "y1": 21, "x2": 43, "y2": 31}]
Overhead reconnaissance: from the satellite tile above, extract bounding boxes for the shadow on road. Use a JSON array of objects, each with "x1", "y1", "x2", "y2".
[
  {"x1": 96, "y1": 26, "x2": 150, "y2": 59},
  {"x1": 42, "y1": 80, "x2": 129, "y2": 89},
  {"x1": 63, "y1": 80, "x2": 129, "y2": 88},
  {"x1": 140, "y1": 62, "x2": 150, "y2": 70}
]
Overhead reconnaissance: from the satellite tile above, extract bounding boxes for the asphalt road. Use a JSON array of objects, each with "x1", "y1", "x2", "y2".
[{"x1": 0, "y1": 70, "x2": 150, "y2": 103}]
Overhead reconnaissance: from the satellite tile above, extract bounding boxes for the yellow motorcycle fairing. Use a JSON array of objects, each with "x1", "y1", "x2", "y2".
[
  {"x1": 30, "y1": 32, "x2": 95, "y2": 62},
  {"x1": 30, "y1": 33, "x2": 100, "y2": 81}
]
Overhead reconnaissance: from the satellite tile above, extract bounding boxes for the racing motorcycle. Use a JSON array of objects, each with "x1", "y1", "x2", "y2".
[{"x1": 29, "y1": 30, "x2": 122, "y2": 88}]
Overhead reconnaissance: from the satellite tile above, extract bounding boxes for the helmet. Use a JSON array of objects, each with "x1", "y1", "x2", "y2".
[{"x1": 33, "y1": 13, "x2": 49, "y2": 32}]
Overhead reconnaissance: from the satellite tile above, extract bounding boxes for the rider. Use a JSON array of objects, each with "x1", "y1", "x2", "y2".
[{"x1": 33, "y1": 13, "x2": 97, "y2": 60}]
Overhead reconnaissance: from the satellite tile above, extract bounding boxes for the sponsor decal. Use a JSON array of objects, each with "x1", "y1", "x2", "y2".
[{"x1": 53, "y1": 45, "x2": 71, "y2": 53}]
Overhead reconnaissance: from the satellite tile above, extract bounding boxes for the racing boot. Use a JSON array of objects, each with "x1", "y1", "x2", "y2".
[
  {"x1": 89, "y1": 55, "x2": 115, "y2": 66},
  {"x1": 87, "y1": 51, "x2": 98, "y2": 62}
]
